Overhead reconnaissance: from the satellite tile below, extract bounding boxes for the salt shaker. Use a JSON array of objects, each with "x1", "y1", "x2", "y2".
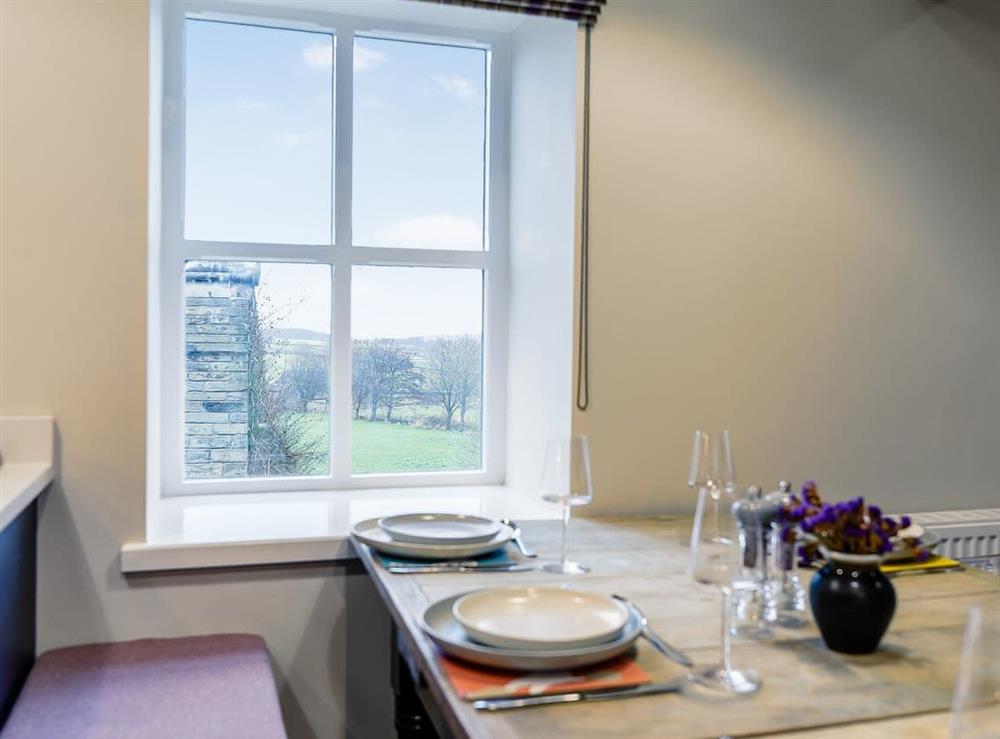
[{"x1": 766, "y1": 481, "x2": 807, "y2": 623}]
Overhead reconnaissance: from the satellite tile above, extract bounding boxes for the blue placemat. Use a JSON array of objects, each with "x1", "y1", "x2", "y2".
[{"x1": 377, "y1": 546, "x2": 516, "y2": 569}]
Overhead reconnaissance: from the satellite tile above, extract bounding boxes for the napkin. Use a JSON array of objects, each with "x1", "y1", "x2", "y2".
[
  {"x1": 377, "y1": 547, "x2": 517, "y2": 569},
  {"x1": 438, "y1": 654, "x2": 651, "y2": 700},
  {"x1": 880, "y1": 555, "x2": 962, "y2": 574}
]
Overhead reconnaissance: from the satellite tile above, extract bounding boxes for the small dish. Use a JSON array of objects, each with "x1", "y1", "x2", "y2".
[
  {"x1": 452, "y1": 586, "x2": 629, "y2": 651},
  {"x1": 378, "y1": 513, "x2": 501, "y2": 545}
]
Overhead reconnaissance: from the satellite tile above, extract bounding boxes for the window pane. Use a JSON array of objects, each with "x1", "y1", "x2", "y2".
[
  {"x1": 351, "y1": 267, "x2": 483, "y2": 474},
  {"x1": 184, "y1": 261, "x2": 331, "y2": 480},
  {"x1": 352, "y1": 36, "x2": 487, "y2": 250},
  {"x1": 184, "y1": 20, "x2": 333, "y2": 244}
]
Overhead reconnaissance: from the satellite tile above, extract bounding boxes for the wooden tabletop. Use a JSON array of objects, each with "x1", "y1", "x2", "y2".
[{"x1": 354, "y1": 516, "x2": 1000, "y2": 739}]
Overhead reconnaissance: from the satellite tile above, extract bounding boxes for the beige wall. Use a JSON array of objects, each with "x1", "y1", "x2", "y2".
[
  {"x1": 0, "y1": 3, "x2": 391, "y2": 737},
  {"x1": 577, "y1": 0, "x2": 1000, "y2": 515}
]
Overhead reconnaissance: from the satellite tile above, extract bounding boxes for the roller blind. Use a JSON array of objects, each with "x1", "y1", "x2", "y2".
[{"x1": 409, "y1": 0, "x2": 606, "y2": 27}]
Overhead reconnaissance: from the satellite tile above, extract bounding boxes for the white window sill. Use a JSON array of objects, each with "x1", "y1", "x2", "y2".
[{"x1": 121, "y1": 485, "x2": 559, "y2": 574}]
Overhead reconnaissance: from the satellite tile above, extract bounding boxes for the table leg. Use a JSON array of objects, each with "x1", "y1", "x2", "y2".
[{"x1": 391, "y1": 625, "x2": 440, "y2": 739}]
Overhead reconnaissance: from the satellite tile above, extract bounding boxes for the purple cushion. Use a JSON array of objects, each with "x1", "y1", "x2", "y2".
[{"x1": 1, "y1": 634, "x2": 286, "y2": 739}]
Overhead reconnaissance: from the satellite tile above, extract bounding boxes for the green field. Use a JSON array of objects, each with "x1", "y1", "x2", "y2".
[{"x1": 297, "y1": 414, "x2": 481, "y2": 474}]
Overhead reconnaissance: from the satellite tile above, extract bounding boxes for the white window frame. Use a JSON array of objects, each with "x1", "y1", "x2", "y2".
[{"x1": 157, "y1": 1, "x2": 509, "y2": 496}]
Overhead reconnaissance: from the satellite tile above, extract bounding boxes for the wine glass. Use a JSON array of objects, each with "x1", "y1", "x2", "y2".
[
  {"x1": 687, "y1": 487, "x2": 762, "y2": 694},
  {"x1": 539, "y1": 436, "x2": 593, "y2": 575},
  {"x1": 688, "y1": 430, "x2": 736, "y2": 543},
  {"x1": 951, "y1": 604, "x2": 1000, "y2": 738}
]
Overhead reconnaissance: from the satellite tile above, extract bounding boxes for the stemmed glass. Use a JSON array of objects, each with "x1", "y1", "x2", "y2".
[
  {"x1": 539, "y1": 436, "x2": 593, "y2": 575},
  {"x1": 951, "y1": 603, "x2": 1000, "y2": 738},
  {"x1": 688, "y1": 487, "x2": 762, "y2": 694},
  {"x1": 688, "y1": 430, "x2": 736, "y2": 543}
]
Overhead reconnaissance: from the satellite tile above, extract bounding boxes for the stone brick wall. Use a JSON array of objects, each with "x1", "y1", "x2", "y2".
[{"x1": 184, "y1": 261, "x2": 259, "y2": 479}]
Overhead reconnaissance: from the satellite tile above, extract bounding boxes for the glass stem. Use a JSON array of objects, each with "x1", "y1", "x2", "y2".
[
  {"x1": 560, "y1": 503, "x2": 571, "y2": 570},
  {"x1": 713, "y1": 491, "x2": 721, "y2": 542},
  {"x1": 721, "y1": 588, "x2": 734, "y2": 674}
]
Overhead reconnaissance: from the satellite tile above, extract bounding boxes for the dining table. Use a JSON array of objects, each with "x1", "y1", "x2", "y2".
[{"x1": 353, "y1": 516, "x2": 1000, "y2": 739}]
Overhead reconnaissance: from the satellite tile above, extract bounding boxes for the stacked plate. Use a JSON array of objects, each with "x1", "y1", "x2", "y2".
[
  {"x1": 352, "y1": 513, "x2": 513, "y2": 560},
  {"x1": 885, "y1": 525, "x2": 941, "y2": 562},
  {"x1": 422, "y1": 586, "x2": 641, "y2": 671}
]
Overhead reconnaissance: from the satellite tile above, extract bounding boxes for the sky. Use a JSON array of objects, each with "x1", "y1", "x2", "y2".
[{"x1": 184, "y1": 19, "x2": 485, "y2": 338}]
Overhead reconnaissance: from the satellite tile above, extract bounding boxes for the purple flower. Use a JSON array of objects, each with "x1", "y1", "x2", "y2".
[
  {"x1": 869, "y1": 505, "x2": 882, "y2": 520},
  {"x1": 843, "y1": 523, "x2": 865, "y2": 539},
  {"x1": 900, "y1": 515, "x2": 912, "y2": 529},
  {"x1": 917, "y1": 548, "x2": 931, "y2": 562}
]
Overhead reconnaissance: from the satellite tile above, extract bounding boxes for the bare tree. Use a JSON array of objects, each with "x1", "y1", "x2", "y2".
[
  {"x1": 379, "y1": 346, "x2": 421, "y2": 422},
  {"x1": 247, "y1": 293, "x2": 325, "y2": 475},
  {"x1": 283, "y1": 352, "x2": 328, "y2": 412},
  {"x1": 425, "y1": 335, "x2": 481, "y2": 430},
  {"x1": 453, "y1": 334, "x2": 481, "y2": 427},
  {"x1": 352, "y1": 339, "x2": 376, "y2": 420},
  {"x1": 358, "y1": 339, "x2": 421, "y2": 422}
]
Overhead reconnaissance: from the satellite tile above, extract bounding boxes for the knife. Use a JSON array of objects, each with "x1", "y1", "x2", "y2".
[
  {"x1": 473, "y1": 679, "x2": 684, "y2": 711},
  {"x1": 387, "y1": 563, "x2": 533, "y2": 574}
]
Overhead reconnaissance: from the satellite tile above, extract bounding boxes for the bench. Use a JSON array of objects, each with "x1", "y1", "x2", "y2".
[{"x1": 0, "y1": 634, "x2": 287, "y2": 739}]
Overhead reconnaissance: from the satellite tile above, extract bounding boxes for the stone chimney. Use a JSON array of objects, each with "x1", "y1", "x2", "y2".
[{"x1": 184, "y1": 262, "x2": 260, "y2": 479}]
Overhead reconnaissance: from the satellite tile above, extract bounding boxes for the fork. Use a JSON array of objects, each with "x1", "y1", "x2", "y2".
[
  {"x1": 501, "y1": 518, "x2": 537, "y2": 558},
  {"x1": 611, "y1": 594, "x2": 694, "y2": 668}
]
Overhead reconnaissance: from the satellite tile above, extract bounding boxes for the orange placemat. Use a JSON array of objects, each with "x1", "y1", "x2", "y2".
[{"x1": 439, "y1": 654, "x2": 651, "y2": 701}]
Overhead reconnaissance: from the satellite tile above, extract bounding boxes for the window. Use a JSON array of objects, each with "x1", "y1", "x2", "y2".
[{"x1": 158, "y1": 4, "x2": 508, "y2": 494}]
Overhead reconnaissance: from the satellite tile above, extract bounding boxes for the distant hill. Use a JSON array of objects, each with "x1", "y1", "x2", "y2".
[
  {"x1": 276, "y1": 329, "x2": 477, "y2": 345},
  {"x1": 275, "y1": 328, "x2": 330, "y2": 343}
]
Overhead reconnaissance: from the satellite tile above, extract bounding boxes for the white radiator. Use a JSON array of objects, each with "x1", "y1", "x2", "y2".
[{"x1": 910, "y1": 508, "x2": 1000, "y2": 560}]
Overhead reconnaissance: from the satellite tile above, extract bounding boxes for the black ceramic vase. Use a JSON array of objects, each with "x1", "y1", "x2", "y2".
[{"x1": 809, "y1": 551, "x2": 896, "y2": 654}]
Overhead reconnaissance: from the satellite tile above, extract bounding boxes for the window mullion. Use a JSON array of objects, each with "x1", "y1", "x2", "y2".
[{"x1": 330, "y1": 25, "x2": 355, "y2": 484}]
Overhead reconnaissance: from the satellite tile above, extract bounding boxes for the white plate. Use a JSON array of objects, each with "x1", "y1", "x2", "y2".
[
  {"x1": 452, "y1": 586, "x2": 630, "y2": 651},
  {"x1": 378, "y1": 513, "x2": 501, "y2": 545},
  {"x1": 351, "y1": 517, "x2": 513, "y2": 560},
  {"x1": 422, "y1": 593, "x2": 641, "y2": 671}
]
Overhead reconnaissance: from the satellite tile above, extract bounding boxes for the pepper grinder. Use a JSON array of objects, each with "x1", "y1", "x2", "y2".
[{"x1": 731, "y1": 485, "x2": 781, "y2": 637}]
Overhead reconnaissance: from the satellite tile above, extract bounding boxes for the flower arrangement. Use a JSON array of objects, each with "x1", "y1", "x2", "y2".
[{"x1": 778, "y1": 481, "x2": 927, "y2": 564}]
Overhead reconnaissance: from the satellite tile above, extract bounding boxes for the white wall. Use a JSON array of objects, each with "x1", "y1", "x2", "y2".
[
  {"x1": 506, "y1": 18, "x2": 578, "y2": 492},
  {"x1": 0, "y1": 3, "x2": 391, "y2": 737},
  {"x1": 576, "y1": 0, "x2": 1000, "y2": 515}
]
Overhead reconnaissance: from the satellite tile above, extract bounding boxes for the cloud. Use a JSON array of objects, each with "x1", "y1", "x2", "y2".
[
  {"x1": 301, "y1": 42, "x2": 385, "y2": 72},
  {"x1": 273, "y1": 131, "x2": 307, "y2": 148},
  {"x1": 374, "y1": 213, "x2": 481, "y2": 250},
  {"x1": 432, "y1": 73, "x2": 478, "y2": 102},
  {"x1": 235, "y1": 98, "x2": 272, "y2": 111},
  {"x1": 301, "y1": 43, "x2": 332, "y2": 69},
  {"x1": 354, "y1": 45, "x2": 385, "y2": 72}
]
